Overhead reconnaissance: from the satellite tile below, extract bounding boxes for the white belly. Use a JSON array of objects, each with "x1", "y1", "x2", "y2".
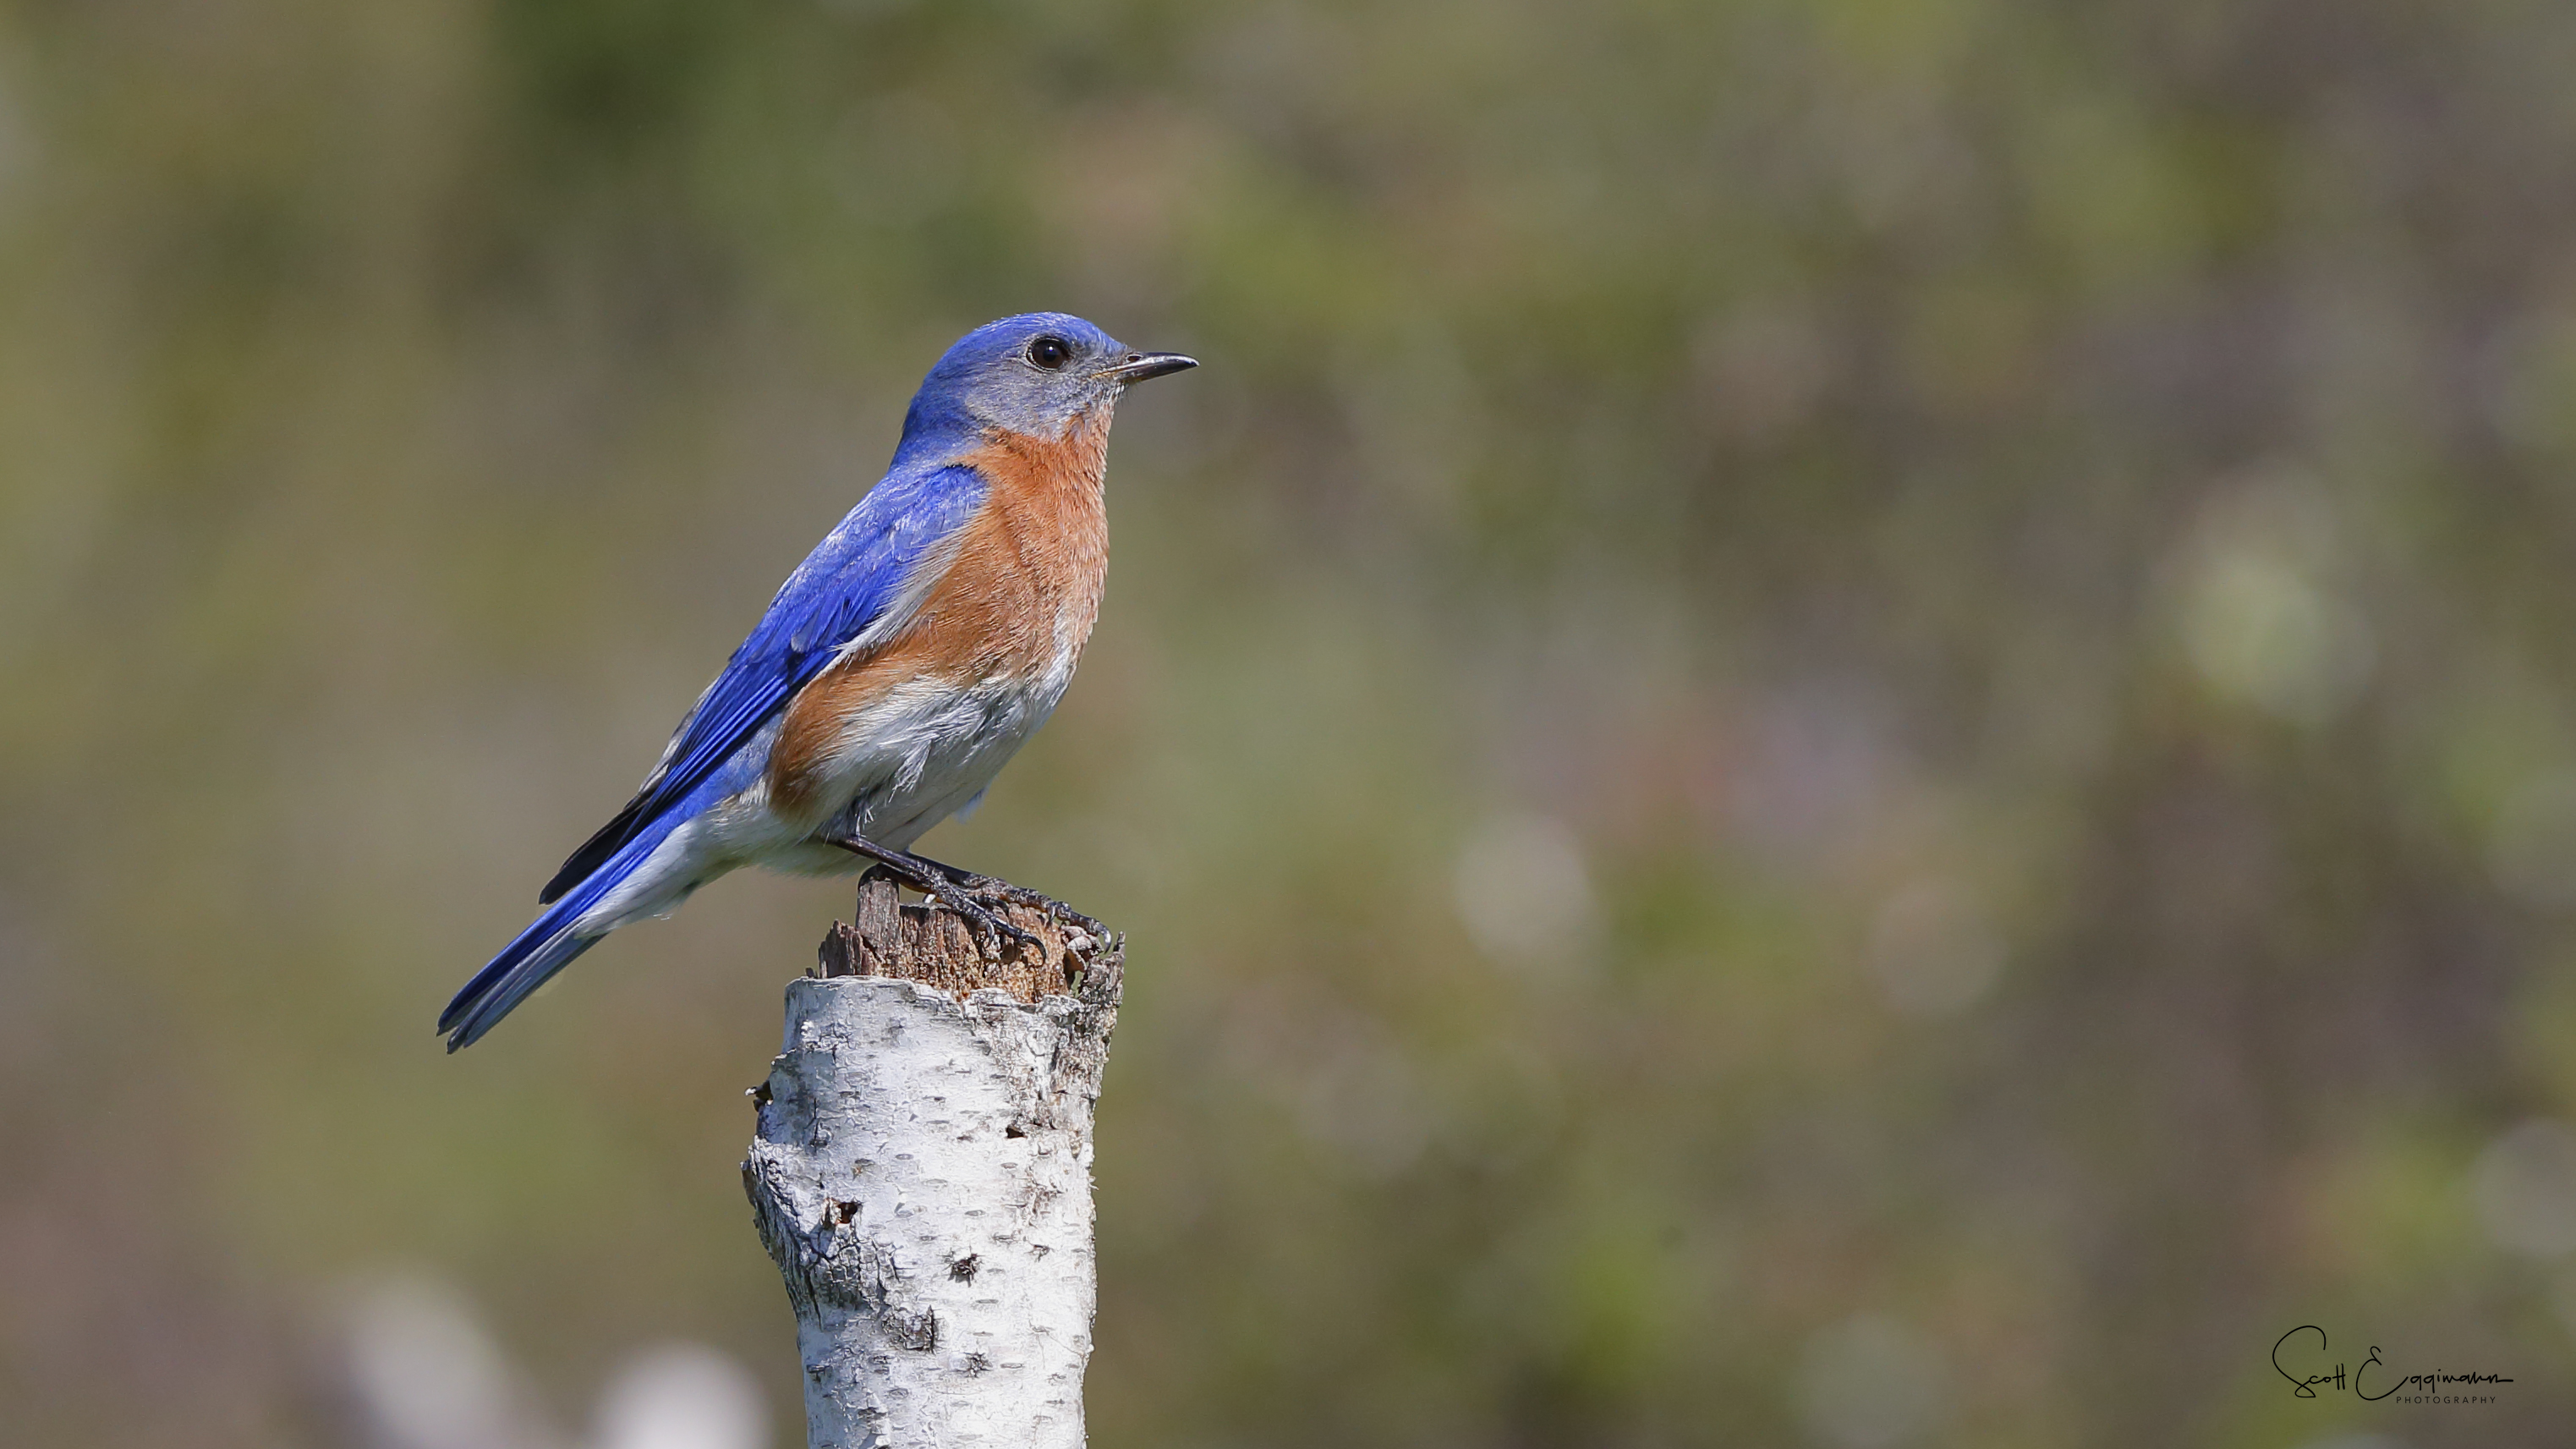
[
  {"x1": 755, "y1": 653, "x2": 1077, "y2": 859},
  {"x1": 820, "y1": 670, "x2": 1066, "y2": 850},
  {"x1": 575, "y1": 658, "x2": 1077, "y2": 936}
]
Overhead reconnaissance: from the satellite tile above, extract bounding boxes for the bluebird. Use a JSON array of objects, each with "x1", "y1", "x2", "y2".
[{"x1": 439, "y1": 314, "x2": 1196, "y2": 1050}]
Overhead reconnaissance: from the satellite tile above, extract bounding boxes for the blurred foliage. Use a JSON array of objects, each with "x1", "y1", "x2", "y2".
[{"x1": 5, "y1": 0, "x2": 2576, "y2": 1445}]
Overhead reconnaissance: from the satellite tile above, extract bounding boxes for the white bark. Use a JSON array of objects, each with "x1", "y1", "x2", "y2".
[{"x1": 744, "y1": 884, "x2": 1121, "y2": 1449}]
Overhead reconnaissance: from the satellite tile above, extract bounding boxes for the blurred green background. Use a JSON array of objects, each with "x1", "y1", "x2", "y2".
[{"x1": 5, "y1": 0, "x2": 2576, "y2": 1445}]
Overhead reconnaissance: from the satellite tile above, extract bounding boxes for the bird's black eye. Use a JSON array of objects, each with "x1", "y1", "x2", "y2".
[{"x1": 1026, "y1": 335, "x2": 1072, "y2": 370}]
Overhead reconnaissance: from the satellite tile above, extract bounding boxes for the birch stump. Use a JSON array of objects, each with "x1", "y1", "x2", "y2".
[{"x1": 743, "y1": 870, "x2": 1123, "y2": 1449}]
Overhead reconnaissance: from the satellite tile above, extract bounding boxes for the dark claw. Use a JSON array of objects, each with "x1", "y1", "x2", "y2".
[
  {"x1": 914, "y1": 874, "x2": 1042, "y2": 957},
  {"x1": 823, "y1": 834, "x2": 1097, "y2": 958},
  {"x1": 823, "y1": 834, "x2": 1040, "y2": 958},
  {"x1": 961, "y1": 876, "x2": 1107, "y2": 939},
  {"x1": 898, "y1": 849, "x2": 1107, "y2": 939}
]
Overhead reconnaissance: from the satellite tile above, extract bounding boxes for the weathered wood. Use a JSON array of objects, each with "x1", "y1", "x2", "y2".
[{"x1": 745, "y1": 871, "x2": 1122, "y2": 1449}]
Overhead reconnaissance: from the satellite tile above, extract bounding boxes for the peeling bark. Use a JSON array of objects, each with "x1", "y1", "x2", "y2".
[{"x1": 745, "y1": 873, "x2": 1122, "y2": 1449}]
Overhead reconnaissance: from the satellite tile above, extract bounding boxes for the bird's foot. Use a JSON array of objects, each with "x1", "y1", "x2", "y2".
[
  {"x1": 918, "y1": 874, "x2": 1045, "y2": 960},
  {"x1": 957, "y1": 875, "x2": 1110, "y2": 942},
  {"x1": 825, "y1": 837, "x2": 1042, "y2": 960},
  {"x1": 896, "y1": 850, "x2": 1110, "y2": 941}
]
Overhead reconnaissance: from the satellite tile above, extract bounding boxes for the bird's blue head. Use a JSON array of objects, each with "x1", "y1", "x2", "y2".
[{"x1": 894, "y1": 312, "x2": 1197, "y2": 465}]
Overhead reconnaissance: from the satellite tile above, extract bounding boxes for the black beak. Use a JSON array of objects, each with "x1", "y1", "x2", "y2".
[{"x1": 1100, "y1": 351, "x2": 1199, "y2": 385}]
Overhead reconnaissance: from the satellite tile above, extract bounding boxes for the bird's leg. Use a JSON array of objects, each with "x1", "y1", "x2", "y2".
[
  {"x1": 821, "y1": 832, "x2": 1042, "y2": 957},
  {"x1": 902, "y1": 850, "x2": 1109, "y2": 940}
]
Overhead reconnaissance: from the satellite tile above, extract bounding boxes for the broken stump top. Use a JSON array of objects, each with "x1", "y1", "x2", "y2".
[{"x1": 810, "y1": 870, "x2": 1121, "y2": 1006}]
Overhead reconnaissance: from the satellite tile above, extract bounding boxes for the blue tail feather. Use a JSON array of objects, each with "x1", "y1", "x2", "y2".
[{"x1": 441, "y1": 816, "x2": 682, "y2": 1051}]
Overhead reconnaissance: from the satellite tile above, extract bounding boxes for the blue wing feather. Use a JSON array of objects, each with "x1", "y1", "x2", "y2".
[{"x1": 536, "y1": 462, "x2": 988, "y2": 903}]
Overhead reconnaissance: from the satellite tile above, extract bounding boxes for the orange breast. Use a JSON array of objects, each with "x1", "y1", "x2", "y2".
[{"x1": 765, "y1": 409, "x2": 1114, "y2": 822}]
